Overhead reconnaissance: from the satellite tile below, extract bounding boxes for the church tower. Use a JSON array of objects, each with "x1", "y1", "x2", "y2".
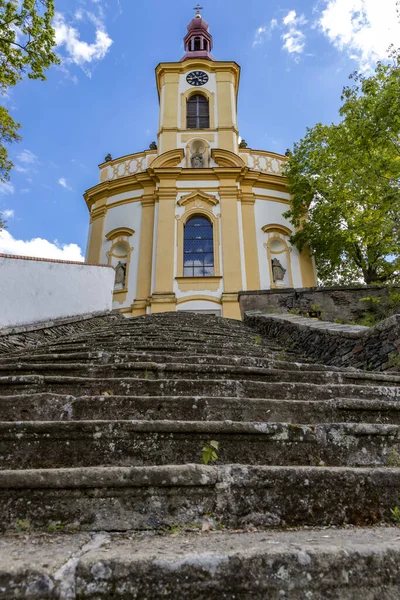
[{"x1": 84, "y1": 8, "x2": 317, "y2": 319}]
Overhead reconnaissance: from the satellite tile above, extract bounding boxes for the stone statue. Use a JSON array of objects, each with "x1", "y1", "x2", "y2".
[
  {"x1": 114, "y1": 261, "x2": 127, "y2": 288},
  {"x1": 239, "y1": 139, "x2": 248, "y2": 148},
  {"x1": 191, "y1": 150, "x2": 204, "y2": 168},
  {"x1": 271, "y1": 258, "x2": 286, "y2": 283},
  {"x1": 105, "y1": 153, "x2": 112, "y2": 162},
  {"x1": 149, "y1": 141, "x2": 157, "y2": 150}
]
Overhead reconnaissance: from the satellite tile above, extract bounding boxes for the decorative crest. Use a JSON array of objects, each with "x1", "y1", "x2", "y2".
[{"x1": 193, "y1": 4, "x2": 203, "y2": 16}]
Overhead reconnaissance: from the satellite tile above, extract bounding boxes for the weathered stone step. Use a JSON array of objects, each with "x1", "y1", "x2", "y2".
[
  {"x1": 2, "y1": 420, "x2": 399, "y2": 469},
  {"x1": 0, "y1": 351, "x2": 325, "y2": 372},
  {"x1": 1, "y1": 464, "x2": 400, "y2": 531},
  {"x1": 2, "y1": 364, "x2": 400, "y2": 390},
  {"x1": 3, "y1": 394, "x2": 400, "y2": 424},
  {"x1": 42, "y1": 337, "x2": 285, "y2": 356},
  {"x1": 1, "y1": 528, "x2": 400, "y2": 599},
  {"x1": 0, "y1": 375, "x2": 399, "y2": 400},
  {"x1": 4, "y1": 527, "x2": 400, "y2": 599}
]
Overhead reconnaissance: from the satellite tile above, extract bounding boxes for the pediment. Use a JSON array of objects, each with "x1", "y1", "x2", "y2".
[
  {"x1": 151, "y1": 149, "x2": 185, "y2": 168},
  {"x1": 177, "y1": 190, "x2": 219, "y2": 207}
]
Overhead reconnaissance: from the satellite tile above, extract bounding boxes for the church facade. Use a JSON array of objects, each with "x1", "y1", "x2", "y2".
[{"x1": 84, "y1": 9, "x2": 317, "y2": 320}]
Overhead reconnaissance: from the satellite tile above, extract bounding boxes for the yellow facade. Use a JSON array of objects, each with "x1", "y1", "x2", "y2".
[{"x1": 84, "y1": 12, "x2": 317, "y2": 320}]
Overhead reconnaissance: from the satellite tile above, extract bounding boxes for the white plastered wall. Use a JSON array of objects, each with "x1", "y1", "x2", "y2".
[
  {"x1": 254, "y1": 196, "x2": 303, "y2": 290},
  {"x1": 0, "y1": 256, "x2": 114, "y2": 328},
  {"x1": 102, "y1": 199, "x2": 143, "y2": 309}
]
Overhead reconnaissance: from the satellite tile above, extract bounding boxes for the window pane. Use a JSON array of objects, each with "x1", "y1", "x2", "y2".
[{"x1": 183, "y1": 216, "x2": 214, "y2": 277}]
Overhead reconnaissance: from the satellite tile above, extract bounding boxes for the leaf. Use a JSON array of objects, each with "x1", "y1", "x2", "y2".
[{"x1": 284, "y1": 49, "x2": 400, "y2": 286}]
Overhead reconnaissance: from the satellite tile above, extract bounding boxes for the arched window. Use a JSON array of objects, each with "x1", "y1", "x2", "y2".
[
  {"x1": 194, "y1": 37, "x2": 201, "y2": 51},
  {"x1": 187, "y1": 94, "x2": 209, "y2": 129},
  {"x1": 184, "y1": 216, "x2": 214, "y2": 277}
]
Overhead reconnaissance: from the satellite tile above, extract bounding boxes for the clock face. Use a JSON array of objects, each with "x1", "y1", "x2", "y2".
[{"x1": 186, "y1": 71, "x2": 209, "y2": 87}]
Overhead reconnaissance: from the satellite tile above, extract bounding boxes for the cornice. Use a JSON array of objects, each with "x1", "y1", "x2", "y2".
[{"x1": 83, "y1": 166, "x2": 288, "y2": 209}]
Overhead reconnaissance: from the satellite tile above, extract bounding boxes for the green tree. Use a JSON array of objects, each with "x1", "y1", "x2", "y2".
[
  {"x1": 0, "y1": 211, "x2": 5, "y2": 232},
  {"x1": 0, "y1": 0, "x2": 59, "y2": 181},
  {"x1": 284, "y1": 49, "x2": 400, "y2": 286}
]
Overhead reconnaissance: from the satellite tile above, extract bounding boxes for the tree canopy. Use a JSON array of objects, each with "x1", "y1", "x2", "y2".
[
  {"x1": 0, "y1": 0, "x2": 59, "y2": 182},
  {"x1": 284, "y1": 49, "x2": 400, "y2": 286}
]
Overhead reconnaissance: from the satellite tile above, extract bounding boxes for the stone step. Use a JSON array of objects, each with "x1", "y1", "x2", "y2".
[
  {"x1": 1, "y1": 528, "x2": 400, "y2": 599},
  {"x1": 36, "y1": 340, "x2": 286, "y2": 358},
  {"x1": 0, "y1": 465, "x2": 400, "y2": 531},
  {"x1": 2, "y1": 420, "x2": 399, "y2": 469},
  {"x1": 0, "y1": 351, "x2": 328, "y2": 372},
  {"x1": 1, "y1": 362, "x2": 399, "y2": 388},
  {"x1": 0, "y1": 375, "x2": 398, "y2": 400},
  {"x1": 2, "y1": 394, "x2": 400, "y2": 424}
]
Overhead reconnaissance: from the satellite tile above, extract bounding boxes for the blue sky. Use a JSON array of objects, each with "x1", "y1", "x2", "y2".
[{"x1": 0, "y1": 0, "x2": 399, "y2": 261}]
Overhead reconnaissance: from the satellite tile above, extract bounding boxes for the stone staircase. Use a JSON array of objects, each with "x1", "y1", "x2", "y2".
[{"x1": 1, "y1": 311, "x2": 400, "y2": 598}]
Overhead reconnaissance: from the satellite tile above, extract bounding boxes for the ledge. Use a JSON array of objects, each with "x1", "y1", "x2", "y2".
[
  {"x1": 244, "y1": 311, "x2": 400, "y2": 372},
  {"x1": 176, "y1": 276, "x2": 222, "y2": 292}
]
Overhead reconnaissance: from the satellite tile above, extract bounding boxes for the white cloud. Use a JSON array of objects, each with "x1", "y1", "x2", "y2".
[
  {"x1": 0, "y1": 230, "x2": 84, "y2": 261},
  {"x1": 54, "y1": 10, "x2": 113, "y2": 71},
  {"x1": 319, "y1": 0, "x2": 400, "y2": 69},
  {"x1": 0, "y1": 182, "x2": 15, "y2": 196},
  {"x1": 282, "y1": 10, "x2": 307, "y2": 57},
  {"x1": 2, "y1": 209, "x2": 14, "y2": 219},
  {"x1": 58, "y1": 177, "x2": 72, "y2": 191},
  {"x1": 20, "y1": 188, "x2": 30, "y2": 194},
  {"x1": 14, "y1": 164, "x2": 29, "y2": 173},
  {"x1": 253, "y1": 19, "x2": 278, "y2": 47},
  {"x1": 17, "y1": 149, "x2": 38, "y2": 164}
]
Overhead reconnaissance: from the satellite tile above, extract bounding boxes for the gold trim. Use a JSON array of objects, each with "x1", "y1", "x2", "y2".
[
  {"x1": 262, "y1": 223, "x2": 292, "y2": 236},
  {"x1": 106, "y1": 227, "x2": 135, "y2": 241},
  {"x1": 176, "y1": 295, "x2": 222, "y2": 305},
  {"x1": 176, "y1": 276, "x2": 222, "y2": 291},
  {"x1": 212, "y1": 149, "x2": 246, "y2": 168},
  {"x1": 177, "y1": 189, "x2": 219, "y2": 207},
  {"x1": 151, "y1": 148, "x2": 185, "y2": 168}
]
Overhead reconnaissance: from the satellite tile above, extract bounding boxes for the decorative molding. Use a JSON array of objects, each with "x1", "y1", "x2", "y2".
[
  {"x1": 151, "y1": 148, "x2": 185, "y2": 169},
  {"x1": 177, "y1": 190, "x2": 219, "y2": 208},
  {"x1": 176, "y1": 295, "x2": 222, "y2": 306},
  {"x1": 262, "y1": 223, "x2": 292, "y2": 236},
  {"x1": 106, "y1": 227, "x2": 135, "y2": 241},
  {"x1": 211, "y1": 149, "x2": 246, "y2": 168}
]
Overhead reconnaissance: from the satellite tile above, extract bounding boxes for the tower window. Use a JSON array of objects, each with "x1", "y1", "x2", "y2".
[
  {"x1": 184, "y1": 216, "x2": 214, "y2": 277},
  {"x1": 194, "y1": 37, "x2": 201, "y2": 51},
  {"x1": 187, "y1": 94, "x2": 209, "y2": 129}
]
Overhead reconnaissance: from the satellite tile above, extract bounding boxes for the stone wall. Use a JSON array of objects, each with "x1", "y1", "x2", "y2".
[
  {"x1": 0, "y1": 311, "x2": 124, "y2": 355},
  {"x1": 244, "y1": 312, "x2": 400, "y2": 372},
  {"x1": 239, "y1": 286, "x2": 400, "y2": 323}
]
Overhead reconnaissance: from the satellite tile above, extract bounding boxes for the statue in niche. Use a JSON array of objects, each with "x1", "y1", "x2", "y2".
[
  {"x1": 191, "y1": 149, "x2": 204, "y2": 168},
  {"x1": 271, "y1": 258, "x2": 286, "y2": 284},
  {"x1": 114, "y1": 261, "x2": 127, "y2": 289}
]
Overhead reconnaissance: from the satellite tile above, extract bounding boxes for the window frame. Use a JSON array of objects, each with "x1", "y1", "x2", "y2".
[
  {"x1": 186, "y1": 94, "x2": 210, "y2": 130},
  {"x1": 183, "y1": 215, "x2": 215, "y2": 278}
]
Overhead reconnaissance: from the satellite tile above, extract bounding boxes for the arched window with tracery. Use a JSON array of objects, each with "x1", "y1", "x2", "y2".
[
  {"x1": 183, "y1": 216, "x2": 214, "y2": 277},
  {"x1": 187, "y1": 94, "x2": 209, "y2": 129}
]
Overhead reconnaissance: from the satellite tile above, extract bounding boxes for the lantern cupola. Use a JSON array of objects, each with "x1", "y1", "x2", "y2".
[{"x1": 181, "y1": 5, "x2": 214, "y2": 61}]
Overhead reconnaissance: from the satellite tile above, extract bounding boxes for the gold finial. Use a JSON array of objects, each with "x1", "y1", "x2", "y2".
[{"x1": 193, "y1": 4, "x2": 203, "y2": 17}]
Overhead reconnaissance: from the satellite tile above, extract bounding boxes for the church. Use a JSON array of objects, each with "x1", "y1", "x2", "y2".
[{"x1": 84, "y1": 7, "x2": 317, "y2": 320}]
